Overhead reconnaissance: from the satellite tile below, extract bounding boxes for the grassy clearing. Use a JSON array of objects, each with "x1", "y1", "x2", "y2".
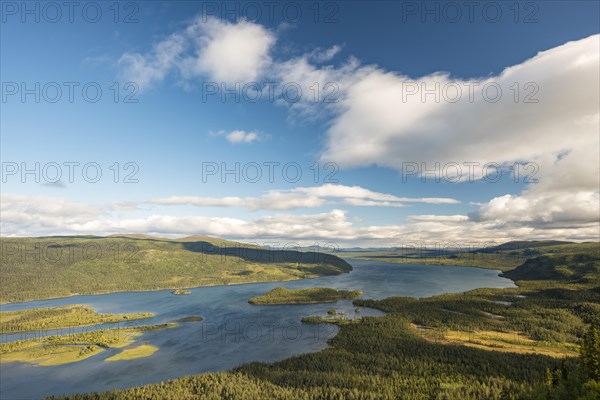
[
  {"x1": 411, "y1": 324, "x2": 579, "y2": 358},
  {"x1": 104, "y1": 344, "x2": 159, "y2": 362},
  {"x1": 0, "y1": 344, "x2": 105, "y2": 366}
]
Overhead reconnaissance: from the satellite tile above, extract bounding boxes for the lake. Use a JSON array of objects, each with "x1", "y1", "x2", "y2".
[{"x1": 0, "y1": 259, "x2": 515, "y2": 399}]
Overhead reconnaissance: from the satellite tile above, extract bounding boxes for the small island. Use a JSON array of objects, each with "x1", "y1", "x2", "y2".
[
  {"x1": 171, "y1": 289, "x2": 192, "y2": 295},
  {"x1": 171, "y1": 316, "x2": 203, "y2": 323},
  {"x1": 0, "y1": 323, "x2": 173, "y2": 366},
  {"x1": 0, "y1": 305, "x2": 154, "y2": 334},
  {"x1": 248, "y1": 287, "x2": 362, "y2": 305},
  {"x1": 301, "y1": 316, "x2": 359, "y2": 326}
]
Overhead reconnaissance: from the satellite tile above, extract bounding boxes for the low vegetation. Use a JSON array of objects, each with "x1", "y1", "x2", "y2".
[
  {"x1": 1, "y1": 328, "x2": 140, "y2": 366},
  {"x1": 104, "y1": 345, "x2": 159, "y2": 362},
  {"x1": 412, "y1": 325, "x2": 579, "y2": 358},
  {"x1": 248, "y1": 287, "x2": 362, "y2": 304}
]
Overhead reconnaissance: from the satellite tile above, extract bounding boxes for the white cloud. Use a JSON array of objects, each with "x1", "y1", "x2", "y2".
[
  {"x1": 119, "y1": 32, "x2": 186, "y2": 90},
  {"x1": 321, "y1": 36, "x2": 600, "y2": 174},
  {"x1": 270, "y1": 54, "x2": 363, "y2": 121},
  {"x1": 113, "y1": 29, "x2": 600, "y2": 242},
  {"x1": 315, "y1": 34, "x2": 600, "y2": 235},
  {"x1": 210, "y1": 129, "x2": 265, "y2": 144},
  {"x1": 0, "y1": 194, "x2": 104, "y2": 236},
  {"x1": 119, "y1": 17, "x2": 275, "y2": 90},
  {"x1": 2, "y1": 194, "x2": 597, "y2": 246},
  {"x1": 180, "y1": 17, "x2": 275, "y2": 83},
  {"x1": 151, "y1": 184, "x2": 459, "y2": 211},
  {"x1": 309, "y1": 45, "x2": 343, "y2": 63}
]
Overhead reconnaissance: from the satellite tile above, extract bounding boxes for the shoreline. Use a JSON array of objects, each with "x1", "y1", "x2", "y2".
[
  {"x1": 0, "y1": 271, "x2": 346, "y2": 307},
  {"x1": 0, "y1": 260, "x2": 513, "y2": 307}
]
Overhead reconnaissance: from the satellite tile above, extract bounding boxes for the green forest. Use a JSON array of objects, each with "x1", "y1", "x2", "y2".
[
  {"x1": 0, "y1": 236, "x2": 352, "y2": 303},
  {"x1": 249, "y1": 287, "x2": 362, "y2": 304},
  {"x1": 47, "y1": 244, "x2": 600, "y2": 399}
]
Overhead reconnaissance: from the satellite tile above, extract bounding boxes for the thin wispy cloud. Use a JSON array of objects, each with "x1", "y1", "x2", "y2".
[
  {"x1": 151, "y1": 184, "x2": 460, "y2": 211},
  {"x1": 209, "y1": 129, "x2": 267, "y2": 144}
]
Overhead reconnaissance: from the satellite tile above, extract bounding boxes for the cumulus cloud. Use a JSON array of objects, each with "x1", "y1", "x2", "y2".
[
  {"x1": 119, "y1": 17, "x2": 275, "y2": 90},
  {"x1": 316, "y1": 34, "x2": 600, "y2": 235},
  {"x1": 0, "y1": 194, "x2": 104, "y2": 236},
  {"x1": 180, "y1": 17, "x2": 275, "y2": 83},
  {"x1": 151, "y1": 184, "x2": 459, "y2": 211},
  {"x1": 321, "y1": 36, "x2": 599, "y2": 173}
]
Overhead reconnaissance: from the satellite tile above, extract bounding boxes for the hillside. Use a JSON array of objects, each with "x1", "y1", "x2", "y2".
[
  {"x1": 478, "y1": 240, "x2": 574, "y2": 252},
  {"x1": 341, "y1": 242, "x2": 599, "y2": 271},
  {"x1": 502, "y1": 253, "x2": 600, "y2": 283},
  {"x1": 0, "y1": 236, "x2": 352, "y2": 303}
]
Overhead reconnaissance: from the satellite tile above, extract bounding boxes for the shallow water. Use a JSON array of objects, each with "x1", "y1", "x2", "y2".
[{"x1": 0, "y1": 259, "x2": 515, "y2": 399}]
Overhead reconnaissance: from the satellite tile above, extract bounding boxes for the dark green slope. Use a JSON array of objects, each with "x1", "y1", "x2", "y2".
[{"x1": 502, "y1": 253, "x2": 600, "y2": 283}]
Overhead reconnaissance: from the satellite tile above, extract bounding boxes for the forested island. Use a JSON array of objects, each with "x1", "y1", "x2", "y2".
[
  {"x1": 0, "y1": 235, "x2": 352, "y2": 303},
  {"x1": 0, "y1": 305, "x2": 153, "y2": 333},
  {"x1": 248, "y1": 287, "x2": 362, "y2": 304},
  {"x1": 45, "y1": 242, "x2": 600, "y2": 399}
]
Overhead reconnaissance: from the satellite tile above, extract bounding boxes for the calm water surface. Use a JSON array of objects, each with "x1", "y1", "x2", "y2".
[{"x1": 0, "y1": 259, "x2": 515, "y2": 399}]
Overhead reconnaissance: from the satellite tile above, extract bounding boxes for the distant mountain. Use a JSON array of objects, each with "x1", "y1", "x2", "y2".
[
  {"x1": 477, "y1": 240, "x2": 573, "y2": 252},
  {"x1": 108, "y1": 233, "x2": 161, "y2": 240}
]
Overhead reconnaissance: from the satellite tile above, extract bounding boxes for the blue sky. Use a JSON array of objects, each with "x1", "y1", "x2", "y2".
[{"x1": 1, "y1": 1, "x2": 599, "y2": 246}]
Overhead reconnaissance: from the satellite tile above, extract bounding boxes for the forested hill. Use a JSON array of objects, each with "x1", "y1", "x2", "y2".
[
  {"x1": 502, "y1": 252, "x2": 600, "y2": 283},
  {"x1": 0, "y1": 236, "x2": 352, "y2": 303}
]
